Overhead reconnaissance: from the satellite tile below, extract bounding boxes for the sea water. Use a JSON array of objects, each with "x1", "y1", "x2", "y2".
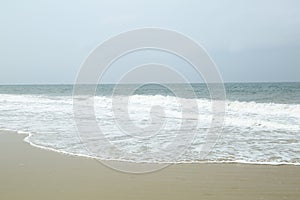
[{"x1": 0, "y1": 83, "x2": 299, "y2": 165}]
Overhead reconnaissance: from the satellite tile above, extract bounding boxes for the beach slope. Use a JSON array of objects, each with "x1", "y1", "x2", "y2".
[{"x1": 0, "y1": 131, "x2": 299, "y2": 200}]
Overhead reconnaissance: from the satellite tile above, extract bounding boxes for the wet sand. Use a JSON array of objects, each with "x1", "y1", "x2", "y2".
[{"x1": 1, "y1": 130, "x2": 300, "y2": 200}]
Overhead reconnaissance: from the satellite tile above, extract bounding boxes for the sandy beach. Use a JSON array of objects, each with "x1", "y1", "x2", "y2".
[{"x1": 0, "y1": 130, "x2": 299, "y2": 200}]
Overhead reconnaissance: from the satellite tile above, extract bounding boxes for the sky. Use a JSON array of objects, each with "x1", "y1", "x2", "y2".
[{"x1": 0, "y1": 0, "x2": 300, "y2": 84}]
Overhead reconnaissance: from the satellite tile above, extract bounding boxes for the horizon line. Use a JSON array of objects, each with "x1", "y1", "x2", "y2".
[{"x1": 0, "y1": 81, "x2": 300, "y2": 86}]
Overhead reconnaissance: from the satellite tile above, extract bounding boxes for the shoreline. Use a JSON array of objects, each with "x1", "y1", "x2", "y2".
[
  {"x1": 1, "y1": 129, "x2": 299, "y2": 167},
  {"x1": 1, "y1": 130, "x2": 300, "y2": 200}
]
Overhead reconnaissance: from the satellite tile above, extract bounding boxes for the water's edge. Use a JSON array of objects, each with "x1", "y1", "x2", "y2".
[{"x1": 1, "y1": 128, "x2": 299, "y2": 167}]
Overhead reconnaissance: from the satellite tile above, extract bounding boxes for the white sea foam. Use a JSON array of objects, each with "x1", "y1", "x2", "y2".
[{"x1": 0, "y1": 93, "x2": 299, "y2": 165}]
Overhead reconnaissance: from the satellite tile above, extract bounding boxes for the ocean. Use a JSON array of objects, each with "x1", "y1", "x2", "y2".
[{"x1": 0, "y1": 82, "x2": 299, "y2": 165}]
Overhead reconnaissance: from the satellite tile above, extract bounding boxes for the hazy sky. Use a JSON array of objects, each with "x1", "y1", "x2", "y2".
[{"x1": 1, "y1": 0, "x2": 300, "y2": 84}]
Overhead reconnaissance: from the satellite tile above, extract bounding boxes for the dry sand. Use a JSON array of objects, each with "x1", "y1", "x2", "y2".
[{"x1": 0, "y1": 130, "x2": 299, "y2": 200}]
